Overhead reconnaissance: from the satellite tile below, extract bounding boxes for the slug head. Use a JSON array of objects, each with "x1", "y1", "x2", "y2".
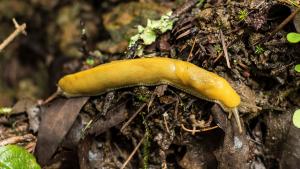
[
  {"x1": 178, "y1": 62, "x2": 242, "y2": 133},
  {"x1": 181, "y1": 63, "x2": 241, "y2": 108}
]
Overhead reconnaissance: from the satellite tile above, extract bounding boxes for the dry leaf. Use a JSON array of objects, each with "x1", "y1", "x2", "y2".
[{"x1": 35, "y1": 97, "x2": 89, "y2": 166}]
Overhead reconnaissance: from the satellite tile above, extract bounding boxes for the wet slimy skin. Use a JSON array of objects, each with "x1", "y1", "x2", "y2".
[{"x1": 58, "y1": 57, "x2": 242, "y2": 133}]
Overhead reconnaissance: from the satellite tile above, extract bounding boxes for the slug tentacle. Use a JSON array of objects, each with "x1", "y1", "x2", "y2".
[
  {"x1": 232, "y1": 108, "x2": 242, "y2": 133},
  {"x1": 58, "y1": 57, "x2": 242, "y2": 133}
]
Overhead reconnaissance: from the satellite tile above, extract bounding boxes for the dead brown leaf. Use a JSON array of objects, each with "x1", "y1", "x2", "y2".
[
  {"x1": 35, "y1": 96, "x2": 89, "y2": 166},
  {"x1": 87, "y1": 100, "x2": 128, "y2": 136}
]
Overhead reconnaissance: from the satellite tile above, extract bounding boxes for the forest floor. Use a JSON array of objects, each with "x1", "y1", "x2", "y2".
[{"x1": 0, "y1": 0, "x2": 299, "y2": 169}]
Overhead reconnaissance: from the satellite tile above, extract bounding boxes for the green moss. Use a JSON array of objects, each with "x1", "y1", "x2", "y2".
[
  {"x1": 136, "y1": 94, "x2": 149, "y2": 102},
  {"x1": 255, "y1": 45, "x2": 264, "y2": 55},
  {"x1": 238, "y1": 9, "x2": 248, "y2": 21}
]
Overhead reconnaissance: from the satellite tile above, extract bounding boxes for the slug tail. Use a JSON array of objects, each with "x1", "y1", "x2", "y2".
[
  {"x1": 42, "y1": 87, "x2": 63, "y2": 105},
  {"x1": 233, "y1": 108, "x2": 242, "y2": 133}
]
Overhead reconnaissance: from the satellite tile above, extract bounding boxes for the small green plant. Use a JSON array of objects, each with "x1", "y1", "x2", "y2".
[
  {"x1": 238, "y1": 9, "x2": 248, "y2": 21},
  {"x1": 196, "y1": 0, "x2": 206, "y2": 7},
  {"x1": 136, "y1": 94, "x2": 149, "y2": 102},
  {"x1": 287, "y1": 32, "x2": 300, "y2": 43},
  {"x1": 295, "y1": 64, "x2": 300, "y2": 72},
  {"x1": 85, "y1": 57, "x2": 95, "y2": 66},
  {"x1": 293, "y1": 109, "x2": 300, "y2": 128},
  {"x1": 213, "y1": 44, "x2": 222, "y2": 53},
  {"x1": 255, "y1": 45, "x2": 264, "y2": 55}
]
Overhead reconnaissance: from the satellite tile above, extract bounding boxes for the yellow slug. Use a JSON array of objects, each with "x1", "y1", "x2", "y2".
[{"x1": 58, "y1": 57, "x2": 242, "y2": 133}]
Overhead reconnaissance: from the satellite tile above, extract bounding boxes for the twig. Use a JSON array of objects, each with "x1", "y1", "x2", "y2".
[
  {"x1": 254, "y1": 7, "x2": 300, "y2": 45},
  {"x1": 0, "y1": 18, "x2": 27, "y2": 52},
  {"x1": 219, "y1": 29, "x2": 231, "y2": 68},
  {"x1": 213, "y1": 39, "x2": 235, "y2": 63},
  {"x1": 120, "y1": 103, "x2": 146, "y2": 132},
  {"x1": 120, "y1": 134, "x2": 146, "y2": 169},
  {"x1": 187, "y1": 37, "x2": 196, "y2": 61},
  {"x1": 25, "y1": 142, "x2": 36, "y2": 153},
  {"x1": 174, "y1": 95, "x2": 179, "y2": 121},
  {"x1": 0, "y1": 134, "x2": 35, "y2": 146},
  {"x1": 171, "y1": 0, "x2": 199, "y2": 18},
  {"x1": 270, "y1": 7, "x2": 300, "y2": 37},
  {"x1": 163, "y1": 112, "x2": 170, "y2": 134},
  {"x1": 181, "y1": 124, "x2": 219, "y2": 134}
]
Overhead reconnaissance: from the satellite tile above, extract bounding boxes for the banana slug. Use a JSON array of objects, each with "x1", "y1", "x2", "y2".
[{"x1": 58, "y1": 57, "x2": 242, "y2": 133}]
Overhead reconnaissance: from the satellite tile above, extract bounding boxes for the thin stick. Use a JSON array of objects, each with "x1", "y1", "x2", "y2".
[
  {"x1": 254, "y1": 7, "x2": 300, "y2": 45},
  {"x1": 219, "y1": 29, "x2": 231, "y2": 68},
  {"x1": 163, "y1": 112, "x2": 170, "y2": 134},
  {"x1": 0, "y1": 134, "x2": 34, "y2": 146},
  {"x1": 213, "y1": 39, "x2": 235, "y2": 63},
  {"x1": 270, "y1": 7, "x2": 300, "y2": 37},
  {"x1": 171, "y1": 0, "x2": 199, "y2": 18},
  {"x1": 120, "y1": 134, "x2": 146, "y2": 169},
  {"x1": 181, "y1": 124, "x2": 219, "y2": 133},
  {"x1": 120, "y1": 103, "x2": 146, "y2": 132},
  {"x1": 0, "y1": 18, "x2": 27, "y2": 52},
  {"x1": 187, "y1": 37, "x2": 196, "y2": 61}
]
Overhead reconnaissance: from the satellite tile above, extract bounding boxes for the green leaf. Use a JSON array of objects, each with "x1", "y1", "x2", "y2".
[
  {"x1": 287, "y1": 32, "x2": 300, "y2": 43},
  {"x1": 293, "y1": 109, "x2": 300, "y2": 128},
  {"x1": 0, "y1": 145, "x2": 41, "y2": 169},
  {"x1": 295, "y1": 64, "x2": 300, "y2": 73}
]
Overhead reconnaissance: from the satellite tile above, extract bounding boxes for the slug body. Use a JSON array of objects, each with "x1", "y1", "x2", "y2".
[{"x1": 58, "y1": 57, "x2": 242, "y2": 132}]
